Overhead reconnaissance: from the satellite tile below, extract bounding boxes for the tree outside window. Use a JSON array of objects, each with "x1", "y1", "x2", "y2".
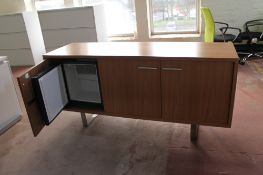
[{"x1": 150, "y1": 0, "x2": 198, "y2": 34}]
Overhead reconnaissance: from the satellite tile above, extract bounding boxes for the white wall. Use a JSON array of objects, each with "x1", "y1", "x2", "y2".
[{"x1": 202, "y1": 0, "x2": 263, "y2": 30}]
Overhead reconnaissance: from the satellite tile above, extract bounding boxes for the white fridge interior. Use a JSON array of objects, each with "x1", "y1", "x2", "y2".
[{"x1": 63, "y1": 63, "x2": 101, "y2": 104}]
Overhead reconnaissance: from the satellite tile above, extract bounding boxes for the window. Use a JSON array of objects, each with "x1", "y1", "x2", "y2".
[
  {"x1": 104, "y1": 0, "x2": 136, "y2": 36},
  {"x1": 149, "y1": 0, "x2": 199, "y2": 34},
  {"x1": 82, "y1": 0, "x2": 136, "y2": 37}
]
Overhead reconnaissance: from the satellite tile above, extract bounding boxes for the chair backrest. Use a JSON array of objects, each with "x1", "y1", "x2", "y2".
[
  {"x1": 245, "y1": 19, "x2": 263, "y2": 40},
  {"x1": 201, "y1": 7, "x2": 215, "y2": 42}
]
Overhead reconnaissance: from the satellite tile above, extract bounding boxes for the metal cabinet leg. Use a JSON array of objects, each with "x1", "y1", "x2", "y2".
[
  {"x1": 190, "y1": 124, "x2": 199, "y2": 142},
  {"x1": 81, "y1": 112, "x2": 88, "y2": 127},
  {"x1": 80, "y1": 112, "x2": 98, "y2": 128}
]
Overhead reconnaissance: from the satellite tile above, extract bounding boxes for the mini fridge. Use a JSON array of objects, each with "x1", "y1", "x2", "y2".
[{"x1": 32, "y1": 61, "x2": 102, "y2": 125}]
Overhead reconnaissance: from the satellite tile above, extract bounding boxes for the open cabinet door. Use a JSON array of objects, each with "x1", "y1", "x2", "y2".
[
  {"x1": 18, "y1": 60, "x2": 50, "y2": 136},
  {"x1": 18, "y1": 61, "x2": 68, "y2": 136}
]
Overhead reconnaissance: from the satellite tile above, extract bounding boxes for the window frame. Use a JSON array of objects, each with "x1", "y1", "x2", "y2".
[{"x1": 148, "y1": 0, "x2": 200, "y2": 36}]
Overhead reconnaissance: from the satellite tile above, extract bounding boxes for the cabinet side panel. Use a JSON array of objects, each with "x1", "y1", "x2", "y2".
[
  {"x1": 227, "y1": 61, "x2": 238, "y2": 127},
  {"x1": 17, "y1": 60, "x2": 50, "y2": 136}
]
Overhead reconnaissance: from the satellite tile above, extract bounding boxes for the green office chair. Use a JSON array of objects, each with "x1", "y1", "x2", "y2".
[{"x1": 201, "y1": 7, "x2": 241, "y2": 43}]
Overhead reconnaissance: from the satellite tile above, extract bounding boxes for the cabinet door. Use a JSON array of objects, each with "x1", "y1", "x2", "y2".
[
  {"x1": 19, "y1": 62, "x2": 68, "y2": 136},
  {"x1": 18, "y1": 60, "x2": 50, "y2": 136},
  {"x1": 161, "y1": 60, "x2": 234, "y2": 126},
  {"x1": 98, "y1": 59, "x2": 161, "y2": 120}
]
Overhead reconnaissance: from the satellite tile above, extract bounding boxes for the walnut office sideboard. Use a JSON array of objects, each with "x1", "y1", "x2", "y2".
[{"x1": 18, "y1": 42, "x2": 238, "y2": 141}]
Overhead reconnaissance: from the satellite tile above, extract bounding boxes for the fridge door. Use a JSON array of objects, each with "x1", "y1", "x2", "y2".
[
  {"x1": 32, "y1": 65, "x2": 68, "y2": 125},
  {"x1": 63, "y1": 63, "x2": 102, "y2": 104}
]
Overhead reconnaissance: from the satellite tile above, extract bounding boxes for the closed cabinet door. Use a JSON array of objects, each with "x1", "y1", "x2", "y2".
[
  {"x1": 161, "y1": 60, "x2": 234, "y2": 126},
  {"x1": 98, "y1": 59, "x2": 161, "y2": 119}
]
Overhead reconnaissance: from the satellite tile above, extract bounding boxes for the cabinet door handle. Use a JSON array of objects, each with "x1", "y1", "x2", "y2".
[
  {"x1": 162, "y1": 68, "x2": 183, "y2": 71},
  {"x1": 137, "y1": 66, "x2": 158, "y2": 70}
]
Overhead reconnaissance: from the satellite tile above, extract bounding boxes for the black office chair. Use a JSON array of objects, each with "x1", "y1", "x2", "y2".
[
  {"x1": 238, "y1": 19, "x2": 263, "y2": 65},
  {"x1": 201, "y1": 7, "x2": 242, "y2": 43},
  {"x1": 215, "y1": 22, "x2": 242, "y2": 42}
]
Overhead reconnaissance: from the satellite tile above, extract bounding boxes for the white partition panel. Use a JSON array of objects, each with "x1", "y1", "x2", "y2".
[{"x1": 0, "y1": 57, "x2": 21, "y2": 134}]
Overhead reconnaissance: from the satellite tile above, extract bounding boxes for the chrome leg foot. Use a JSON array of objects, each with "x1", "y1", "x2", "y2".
[
  {"x1": 239, "y1": 54, "x2": 253, "y2": 65},
  {"x1": 239, "y1": 59, "x2": 246, "y2": 65},
  {"x1": 255, "y1": 53, "x2": 263, "y2": 58}
]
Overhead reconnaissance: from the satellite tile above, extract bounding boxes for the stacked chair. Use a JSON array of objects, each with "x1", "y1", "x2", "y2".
[{"x1": 238, "y1": 19, "x2": 263, "y2": 65}]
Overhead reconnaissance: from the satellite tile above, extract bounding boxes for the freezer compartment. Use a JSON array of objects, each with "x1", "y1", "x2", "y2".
[
  {"x1": 63, "y1": 62, "x2": 102, "y2": 104},
  {"x1": 32, "y1": 65, "x2": 68, "y2": 125}
]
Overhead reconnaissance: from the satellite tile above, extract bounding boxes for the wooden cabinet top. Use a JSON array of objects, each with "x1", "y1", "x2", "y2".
[{"x1": 43, "y1": 42, "x2": 239, "y2": 61}]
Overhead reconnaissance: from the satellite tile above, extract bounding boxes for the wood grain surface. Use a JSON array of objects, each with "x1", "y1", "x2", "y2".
[
  {"x1": 44, "y1": 42, "x2": 239, "y2": 61},
  {"x1": 98, "y1": 58, "x2": 162, "y2": 120},
  {"x1": 161, "y1": 60, "x2": 234, "y2": 126}
]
